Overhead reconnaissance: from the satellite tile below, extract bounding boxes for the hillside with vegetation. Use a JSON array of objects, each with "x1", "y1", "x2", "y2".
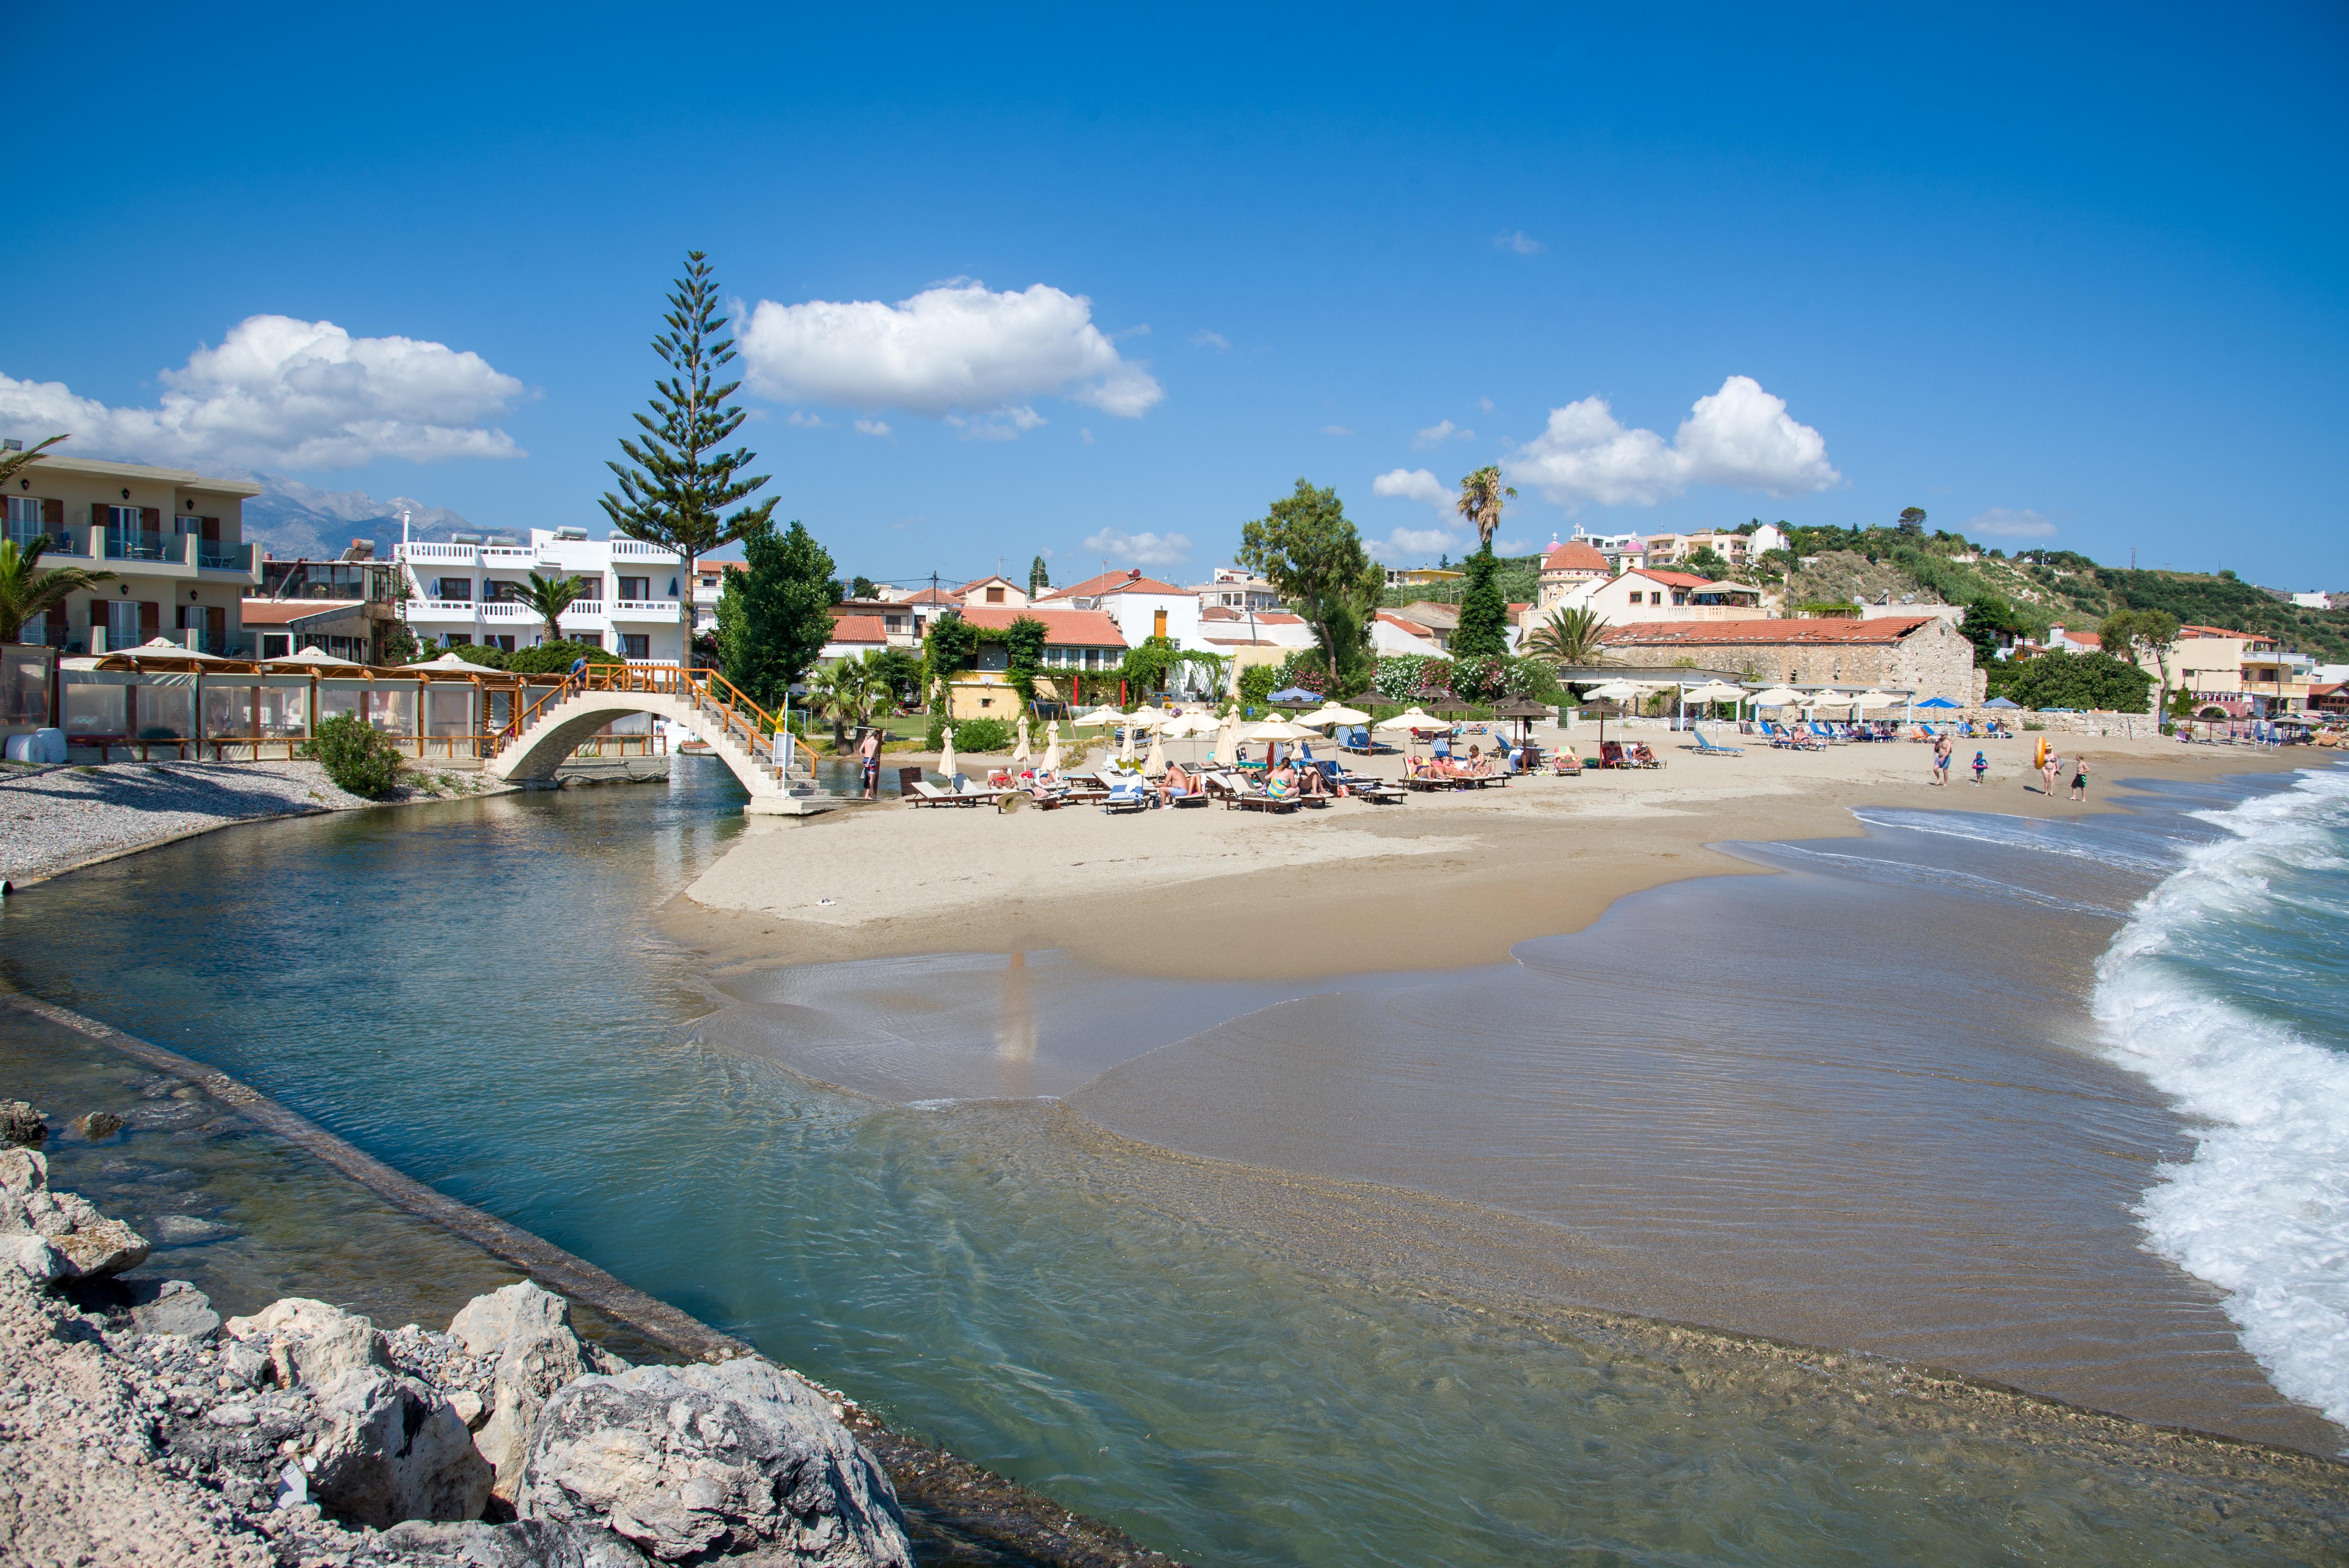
[{"x1": 1770, "y1": 525, "x2": 2349, "y2": 662}]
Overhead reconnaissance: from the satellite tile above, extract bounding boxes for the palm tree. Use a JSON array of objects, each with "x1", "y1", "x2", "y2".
[
  {"x1": 0, "y1": 434, "x2": 67, "y2": 492},
  {"x1": 0, "y1": 536, "x2": 115, "y2": 645},
  {"x1": 520, "y1": 572, "x2": 586, "y2": 647},
  {"x1": 1455, "y1": 465, "x2": 1516, "y2": 549},
  {"x1": 1524, "y1": 605, "x2": 1611, "y2": 666},
  {"x1": 807, "y1": 659, "x2": 873, "y2": 746}
]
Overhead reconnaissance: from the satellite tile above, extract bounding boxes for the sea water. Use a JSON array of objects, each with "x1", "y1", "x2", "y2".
[
  {"x1": 3, "y1": 757, "x2": 2346, "y2": 1564},
  {"x1": 2091, "y1": 766, "x2": 2349, "y2": 1429}
]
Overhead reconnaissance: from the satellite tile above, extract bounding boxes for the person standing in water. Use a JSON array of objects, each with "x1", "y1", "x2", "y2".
[{"x1": 2070, "y1": 754, "x2": 2091, "y2": 801}]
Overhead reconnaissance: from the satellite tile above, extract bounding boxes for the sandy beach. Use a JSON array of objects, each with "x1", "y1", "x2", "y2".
[{"x1": 671, "y1": 728, "x2": 2314, "y2": 981}]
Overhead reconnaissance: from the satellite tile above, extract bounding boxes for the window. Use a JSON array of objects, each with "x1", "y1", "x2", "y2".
[
  {"x1": 260, "y1": 634, "x2": 291, "y2": 658},
  {"x1": 618, "y1": 576, "x2": 650, "y2": 601},
  {"x1": 437, "y1": 577, "x2": 473, "y2": 601},
  {"x1": 620, "y1": 633, "x2": 649, "y2": 659},
  {"x1": 985, "y1": 586, "x2": 1005, "y2": 604},
  {"x1": 484, "y1": 580, "x2": 522, "y2": 602},
  {"x1": 572, "y1": 632, "x2": 603, "y2": 649},
  {"x1": 4, "y1": 496, "x2": 42, "y2": 550}
]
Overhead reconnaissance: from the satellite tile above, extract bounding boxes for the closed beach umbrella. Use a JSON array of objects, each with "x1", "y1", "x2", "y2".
[
  {"x1": 1041, "y1": 719, "x2": 1062, "y2": 773},
  {"x1": 1013, "y1": 712, "x2": 1032, "y2": 766},
  {"x1": 1142, "y1": 726, "x2": 1168, "y2": 776},
  {"x1": 1119, "y1": 722, "x2": 1136, "y2": 763},
  {"x1": 1213, "y1": 711, "x2": 1240, "y2": 766},
  {"x1": 939, "y1": 725, "x2": 956, "y2": 783}
]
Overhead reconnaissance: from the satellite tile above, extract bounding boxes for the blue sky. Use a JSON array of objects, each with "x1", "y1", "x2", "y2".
[{"x1": 6, "y1": 2, "x2": 2345, "y2": 588}]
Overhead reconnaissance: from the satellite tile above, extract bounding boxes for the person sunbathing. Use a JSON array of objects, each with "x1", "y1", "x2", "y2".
[
  {"x1": 1462, "y1": 745, "x2": 1495, "y2": 778},
  {"x1": 1157, "y1": 761, "x2": 1195, "y2": 806},
  {"x1": 1629, "y1": 743, "x2": 1659, "y2": 767},
  {"x1": 1266, "y1": 762, "x2": 1298, "y2": 798},
  {"x1": 1298, "y1": 763, "x2": 1332, "y2": 799}
]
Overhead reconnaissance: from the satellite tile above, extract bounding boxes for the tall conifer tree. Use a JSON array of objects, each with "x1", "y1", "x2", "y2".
[{"x1": 601, "y1": 251, "x2": 776, "y2": 667}]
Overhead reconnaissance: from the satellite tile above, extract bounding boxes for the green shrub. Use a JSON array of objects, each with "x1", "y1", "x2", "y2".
[
  {"x1": 1237, "y1": 663, "x2": 1280, "y2": 710},
  {"x1": 301, "y1": 713, "x2": 405, "y2": 799},
  {"x1": 945, "y1": 716, "x2": 1013, "y2": 753}
]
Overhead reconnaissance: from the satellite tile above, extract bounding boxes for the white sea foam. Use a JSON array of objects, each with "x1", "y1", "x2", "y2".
[
  {"x1": 2090, "y1": 767, "x2": 2349, "y2": 1435},
  {"x1": 1851, "y1": 807, "x2": 2174, "y2": 872}
]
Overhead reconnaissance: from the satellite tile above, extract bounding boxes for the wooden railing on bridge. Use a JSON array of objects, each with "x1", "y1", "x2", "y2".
[{"x1": 493, "y1": 663, "x2": 800, "y2": 784}]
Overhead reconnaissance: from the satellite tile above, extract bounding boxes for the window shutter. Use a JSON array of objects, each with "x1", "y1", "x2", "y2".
[
  {"x1": 201, "y1": 516, "x2": 220, "y2": 542},
  {"x1": 41, "y1": 499, "x2": 63, "y2": 530},
  {"x1": 92, "y1": 502, "x2": 109, "y2": 529},
  {"x1": 140, "y1": 601, "x2": 160, "y2": 638},
  {"x1": 141, "y1": 507, "x2": 162, "y2": 532}
]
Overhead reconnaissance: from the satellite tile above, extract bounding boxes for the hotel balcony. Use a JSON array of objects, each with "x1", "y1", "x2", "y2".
[
  {"x1": 410, "y1": 599, "x2": 483, "y2": 622},
  {"x1": 609, "y1": 599, "x2": 683, "y2": 620}
]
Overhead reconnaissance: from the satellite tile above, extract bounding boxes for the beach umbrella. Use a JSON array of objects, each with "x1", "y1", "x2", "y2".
[
  {"x1": 1142, "y1": 725, "x2": 1168, "y2": 776},
  {"x1": 1073, "y1": 705, "x2": 1126, "y2": 728},
  {"x1": 1242, "y1": 718, "x2": 1318, "y2": 743},
  {"x1": 263, "y1": 645, "x2": 363, "y2": 669},
  {"x1": 1041, "y1": 720, "x2": 1062, "y2": 773},
  {"x1": 1126, "y1": 705, "x2": 1174, "y2": 727},
  {"x1": 1984, "y1": 696, "x2": 2022, "y2": 710},
  {"x1": 1681, "y1": 681, "x2": 1745, "y2": 703},
  {"x1": 1119, "y1": 722, "x2": 1136, "y2": 763},
  {"x1": 1579, "y1": 681, "x2": 1646, "y2": 747},
  {"x1": 1299, "y1": 701, "x2": 1371, "y2": 728},
  {"x1": 1747, "y1": 686, "x2": 1802, "y2": 709},
  {"x1": 1213, "y1": 711, "x2": 1240, "y2": 766},
  {"x1": 1013, "y1": 712, "x2": 1032, "y2": 766},
  {"x1": 1267, "y1": 686, "x2": 1321, "y2": 705},
  {"x1": 939, "y1": 725, "x2": 956, "y2": 783}
]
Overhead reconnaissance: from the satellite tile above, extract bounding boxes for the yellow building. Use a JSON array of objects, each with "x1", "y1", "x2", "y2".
[{"x1": 4, "y1": 453, "x2": 263, "y2": 654}]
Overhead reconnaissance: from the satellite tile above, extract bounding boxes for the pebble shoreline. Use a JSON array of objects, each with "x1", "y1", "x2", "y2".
[{"x1": 0, "y1": 760, "x2": 513, "y2": 887}]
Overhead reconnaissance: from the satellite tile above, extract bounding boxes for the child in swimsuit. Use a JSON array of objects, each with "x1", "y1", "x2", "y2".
[{"x1": 1971, "y1": 750, "x2": 1988, "y2": 785}]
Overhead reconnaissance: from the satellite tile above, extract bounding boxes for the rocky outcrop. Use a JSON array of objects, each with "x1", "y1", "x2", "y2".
[
  {"x1": 0, "y1": 1099, "x2": 45, "y2": 1145},
  {"x1": 0, "y1": 1142, "x2": 150, "y2": 1277},
  {"x1": 516, "y1": 1359, "x2": 913, "y2": 1567},
  {"x1": 226, "y1": 1296, "x2": 391, "y2": 1388},
  {"x1": 449, "y1": 1280, "x2": 628, "y2": 1502}
]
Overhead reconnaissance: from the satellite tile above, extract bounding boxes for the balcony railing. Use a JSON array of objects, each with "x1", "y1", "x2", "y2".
[
  {"x1": 197, "y1": 543, "x2": 253, "y2": 572},
  {"x1": 396, "y1": 542, "x2": 477, "y2": 563},
  {"x1": 610, "y1": 598, "x2": 682, "y2": 618},
  {"x1": 105, "y1": 536, "x2": 172, "y2": 562},
  {"x1": 479, "y1": 600, "x2": 535, "y2": 620},
  {"x1": 561, "y1": 601, "x2": 606, "y2": 618},
  {"x1": 479, "y1": 546, "x2": 538, "y2": 563},
  {"x1": 609, "y1": 540, "x2": 679, "y2": 561},
  {"x1": 413, "y1": 599, "x2": 479, "y2": 618}
]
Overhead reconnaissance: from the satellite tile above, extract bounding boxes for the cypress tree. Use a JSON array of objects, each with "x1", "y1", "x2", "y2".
[{"x1": 601, "y1": 251, "x2": 777, "y2": 668}]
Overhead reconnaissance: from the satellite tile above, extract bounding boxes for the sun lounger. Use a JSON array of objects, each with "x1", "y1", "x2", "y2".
[
  {"x1": 1102, "y1": 777, "x2": 1150, "y2": 813},
  {"x1": 1598, "y1": 741, "x2": 1630, "y2": 769},
  {"x1": 1689, "y1": 729, "x2": 1744, "y2": 756},
  {"x1": 1553, "y1": 747, "x2": 1584, "y2": 775},
  {"x1": 905, "y1": 777, "x2": 1004, "y2": 807},
  {"x1": 1338, "y1": 725, "x2": 1395, "y2": 755}
]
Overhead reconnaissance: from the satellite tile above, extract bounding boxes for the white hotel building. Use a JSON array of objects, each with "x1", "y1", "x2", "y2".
[{"x1": 394, "y1": 528, "x2": 694, "y2": 664}]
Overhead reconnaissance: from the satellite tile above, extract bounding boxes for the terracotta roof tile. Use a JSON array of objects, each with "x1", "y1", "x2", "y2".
[
  {"x1": 1542, "y1": 539, "x2": 1609, "y2": 572},
  {"x1": 1036, "y1": 568, "x2": 1188, "y2": 600},
  {"x1": 825, "y1": 615, "x2": 891, "y2": 643},
  {"x1": 953, "y1": 606, "x2": 1128, "y2": 647}
]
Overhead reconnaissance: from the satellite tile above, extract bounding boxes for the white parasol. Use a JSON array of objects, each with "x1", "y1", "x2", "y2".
[
  {"x1": 1041, "y1": 719, "x2": 1062, "y2": 773},
  {"x1": 1299, "y1": 702, "x2": 1372, "y2": 729},
  {"x1": 939, "y1": 725, "x2": 956, "y2": 784},
  {"x1": 1012, "y1": 712, "x2": 1032, "y2": 765},
  {"x1": 1142, "y1": 726, "x2": 1168, "y2": 776},
  {"x1": 1373, "y1": 707, "x2": 1433, "y2": 733},
  {"x1": 1212, "y1": 711, "x2": 1240, "y2": 767},
  {"x1": 1747, "y1": 686, "x2": 1803, "y2": 708}
]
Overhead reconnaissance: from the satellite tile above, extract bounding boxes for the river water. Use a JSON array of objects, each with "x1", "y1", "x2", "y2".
[{"x1": 3, "y1": 756, "x2": 2345, "y2": 1564}]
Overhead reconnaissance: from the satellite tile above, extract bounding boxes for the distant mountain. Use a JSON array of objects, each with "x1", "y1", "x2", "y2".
[{"x1": 241, "y1": 474, "x2": 481, "y2": 561}]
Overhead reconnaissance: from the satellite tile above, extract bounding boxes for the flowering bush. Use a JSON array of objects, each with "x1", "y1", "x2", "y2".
[
  {"x1": 1449, "y1": 655, "x2": 1508, "y2": 701},
  {"x1": 1504, "y1": 657, "x2": 1560, "y2": 700},
  {"x1": 1278, "y1": 652, "x2": 1331, "y2": 694},
  {"x1": 1374, "y1": 656, "x2": 1429, "y2": 702}
]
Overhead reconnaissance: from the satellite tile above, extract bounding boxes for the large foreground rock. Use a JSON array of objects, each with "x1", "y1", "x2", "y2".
[
  {"x1": 516, "y1": 1359, "x2": 913, "y2": 1566},
  {"x1": 449, "y1": 1279, "x2": 629, "y2": 1501},
  {"x1": 309, "y1": 1366, "x2": 495, "y2": 1528},
  {"x1": 375, "y1": 1518, "x2": 650, "y2": 1566},
  {"x1": 226, "y1": 1295, "x2": 390, "y2": 1386}
]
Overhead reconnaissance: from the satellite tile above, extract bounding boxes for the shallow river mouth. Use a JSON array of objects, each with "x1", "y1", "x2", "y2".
[{"x1": 2, "y1": 756, "x2": 2344, "y2": 1566}]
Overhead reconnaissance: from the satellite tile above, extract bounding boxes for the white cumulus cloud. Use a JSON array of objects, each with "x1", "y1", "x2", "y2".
[
  {"x1": 0, "y1": 315, "x2": 525, "y2": 471},
  {"x1": 1372, "y1": 467, "x2": 1451, "y2": 508},
  {"x1": 1961, "y1": 507, "x2": 2058, "y2": 539},
  {"x1": 1414, "y1": 419, "x2": 1474, "y2": 447},
  {"x1": 1506, "y1": 375, "x2": 1839, "y2": 509},
  {"x1": 738, "y1": 281, "x2": 1162, "y2": 436},
  {"x1": 853, "y1": 419, "x2": 891, "y2": 437},
  {"x1": 1080, "y1": 527, "x2": 1191, "y2": 566},
  {"x1": 1369, "y1": 526, "x2": 1464, "y2": 562}
]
